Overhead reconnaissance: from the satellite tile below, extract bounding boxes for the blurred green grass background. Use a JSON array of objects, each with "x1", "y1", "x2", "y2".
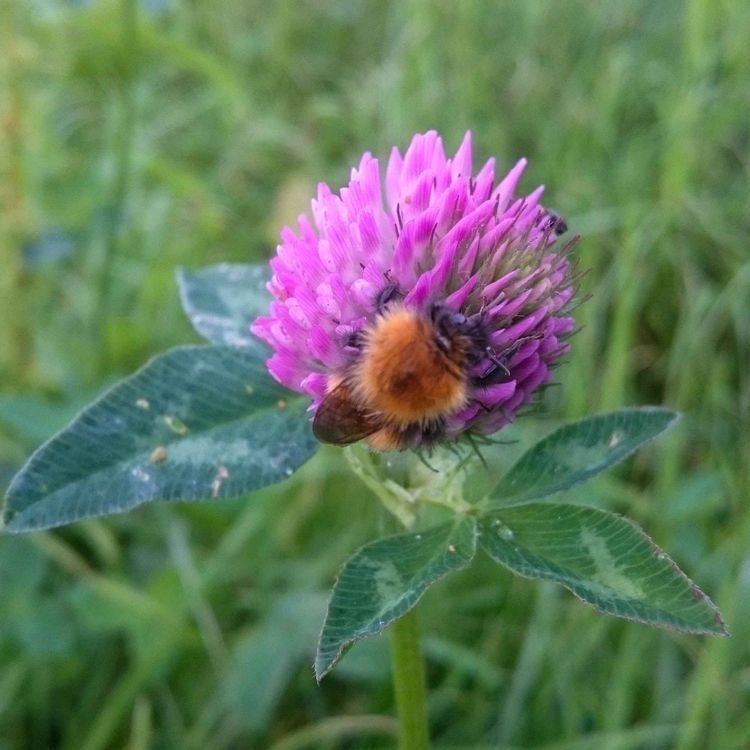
[{"x1": 1, "y1": 1, "x2": 748, "y2": 748}]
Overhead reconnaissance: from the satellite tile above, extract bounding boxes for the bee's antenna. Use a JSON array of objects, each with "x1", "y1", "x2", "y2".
[{"x1": 483, "y1": 347, "x2": 511, "y2": 376}]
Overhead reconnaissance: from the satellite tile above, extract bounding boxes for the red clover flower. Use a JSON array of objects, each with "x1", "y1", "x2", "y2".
[{"x1": 252, "y1": 130, "x2": 579, "y2": 450}]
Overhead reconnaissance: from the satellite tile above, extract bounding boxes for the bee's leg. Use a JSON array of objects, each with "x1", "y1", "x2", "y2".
[
  {"x1": 470, "y1": 398, "x2": 492, "y2": 413},
  {"x1": 484, "y1": 347, "x2": 510, "y2": 375},
  {"x1": 471, "y1": 349, "x2": 510, "y2": 387}
]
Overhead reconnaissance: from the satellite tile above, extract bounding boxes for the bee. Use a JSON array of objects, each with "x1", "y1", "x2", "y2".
[
  {"x1": 545, "y1": 211, "x2": 568, "y2": 236},
  {"x1": 312, "y1": 296, "x2": 491, "y2": 451}
]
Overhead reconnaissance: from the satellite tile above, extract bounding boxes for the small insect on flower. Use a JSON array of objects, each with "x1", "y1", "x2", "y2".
[
  {"x1": 313, "y1": 298, "x2": 491, "y2": 450},
  {"x1": 253, "y1": 130, "x2": 582, "y2": 451}
]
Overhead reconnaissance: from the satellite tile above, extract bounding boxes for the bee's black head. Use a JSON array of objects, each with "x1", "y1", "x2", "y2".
[
  {"x1": 375, "y1": 281, "x2": 401, "y2": 312},
  {"x1": 429, "y1": 302, "x2": 489, "y2": 362}
]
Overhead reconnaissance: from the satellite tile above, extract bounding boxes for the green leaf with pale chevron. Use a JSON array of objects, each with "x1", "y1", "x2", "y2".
[
  {"x1": 490, "y1": 408, "x2": 680, "y2": 505},
  {"x1": 3, "y1": 345, "x2": 318, "y2": 532},
  {"x1": 177, "y1": 263, "x2": 272, "y2": 348},
  {"x1": 479, "y1": 503, "x2": 727, "y2": 635},
  {"x1": 315, "y1": 518, "x2": 477, "y2": 681}
]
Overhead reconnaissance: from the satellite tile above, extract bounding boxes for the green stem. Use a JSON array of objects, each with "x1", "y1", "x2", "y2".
[{"x1": 389, "y1": 607, "x2": 430, "y2": 750}]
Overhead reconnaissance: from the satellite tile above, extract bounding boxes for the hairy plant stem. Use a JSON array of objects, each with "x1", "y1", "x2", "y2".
[
  {"x1": 389, "y1": 606, "x2": 430, "y2": 750},
  {"x1": 350, "y1": 444, "x2": 469, "y2": 748}
]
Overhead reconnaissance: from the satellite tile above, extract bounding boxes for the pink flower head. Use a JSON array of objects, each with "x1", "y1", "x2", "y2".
[{"x1": 252, "y1": 130, "x2": 579, "y2": 449}]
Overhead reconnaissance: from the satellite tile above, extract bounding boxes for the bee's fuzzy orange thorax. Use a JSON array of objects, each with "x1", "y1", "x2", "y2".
[{"x1": 351, "y1": 305, "x2": 469, "y2": 426}]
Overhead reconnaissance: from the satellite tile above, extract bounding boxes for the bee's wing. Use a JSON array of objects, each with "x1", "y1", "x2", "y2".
[{"x1": 312, "y1": 381, "x2": 382, "y2": 445}]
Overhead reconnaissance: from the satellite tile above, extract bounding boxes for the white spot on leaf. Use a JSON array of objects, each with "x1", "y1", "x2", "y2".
[
  {"x1": 164, "y1": 415, "x2": 189, "y2": 435},
  {"x1": 608, "y1": 430, "x2": 624, "y2": 449},
  {"x1": 211, "y1": 465, "x2": 230, "y2": 498},
  {"x1": 131, "y1": 467, "x2": 152, "y2": 483}
]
